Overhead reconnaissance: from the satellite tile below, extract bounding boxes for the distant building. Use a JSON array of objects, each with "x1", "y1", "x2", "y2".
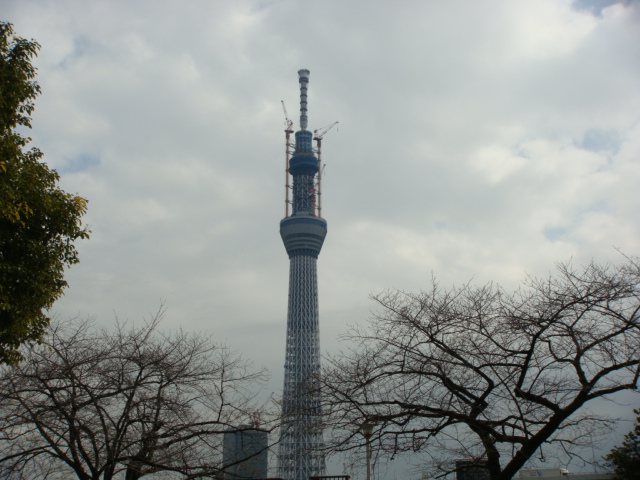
[
  {"x1": 518, "y1": 467, "x2": 569, "y2": 478},
  {"x1": 446, "y1": 464, "x2": 612, "y2": 480},
  {"x1": 517, "y1": 468, "x2": 612, "y2": 480},
  {"x1": 455, "y1": 459, "x2": 490, "y2": 480},
  {"x1": 223, "y1": 426, "x2": 268, "y2": 479}
]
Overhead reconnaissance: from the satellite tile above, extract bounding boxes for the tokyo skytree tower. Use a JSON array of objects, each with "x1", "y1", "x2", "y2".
[{"x1": 278, "y1": 69, "x2": 328, "y2": 480}]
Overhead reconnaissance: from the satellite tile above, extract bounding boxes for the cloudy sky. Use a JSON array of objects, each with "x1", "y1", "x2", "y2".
[{"x1": 5, "y1": 0, "x2": 640, "y2": 474}]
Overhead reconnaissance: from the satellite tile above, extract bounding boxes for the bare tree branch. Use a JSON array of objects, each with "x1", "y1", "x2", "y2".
[
  {"x1": 0, "y1": 308, "x2": 273, "y2": 479},
  {"x1": 321, "y1": 259, "x2": 640, "y2": 480}
]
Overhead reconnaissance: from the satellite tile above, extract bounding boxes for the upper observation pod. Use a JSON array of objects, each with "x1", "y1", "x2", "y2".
[
  {"x1": 279, "y1": 68, "x2": 327, "y2": 257},
  {"x1": 298, "y1": 69, "x2": 310, "y2": 130},
  {"x1": 281, "y1": 68, "x2": 333, "y2": 221}
]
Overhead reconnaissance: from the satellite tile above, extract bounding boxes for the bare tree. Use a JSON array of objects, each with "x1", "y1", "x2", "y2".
[
  {"x1": 321, "y1": 259, "x2": 640, "y2": 480},
  {"x1": 0, "y1": 308, "x2": 271, "y2": 479}
]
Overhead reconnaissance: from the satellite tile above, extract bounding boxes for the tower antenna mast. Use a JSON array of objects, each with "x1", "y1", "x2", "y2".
[{"x1": 298, "y1": 68, "x2": 309, "y2": 130}]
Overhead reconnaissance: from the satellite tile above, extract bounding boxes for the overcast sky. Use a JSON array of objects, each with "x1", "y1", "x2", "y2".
[{"x1": 4, "y1": 0, "x2": 640, "y2": 475}]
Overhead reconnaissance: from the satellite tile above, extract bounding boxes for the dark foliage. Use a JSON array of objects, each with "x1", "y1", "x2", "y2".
[
  {"x1": 605, "y1": 409, "x2": 640, "y2": 480},
  {"x1": 1, "y1": 22, "x2": 89, "y2": 364}
]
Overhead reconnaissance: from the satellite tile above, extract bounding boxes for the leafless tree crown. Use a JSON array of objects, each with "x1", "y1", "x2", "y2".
[
  {"x1": 322, "y1": 259, "x2": 640, "y2": 480},
  {"x1": 0, "y1": 309, "x2": 270, "y2": 479}
]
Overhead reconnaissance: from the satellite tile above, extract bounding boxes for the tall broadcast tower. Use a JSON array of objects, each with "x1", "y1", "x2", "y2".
[{"x1": 278, "y1": 69, "x2": 327, "y2": 480}]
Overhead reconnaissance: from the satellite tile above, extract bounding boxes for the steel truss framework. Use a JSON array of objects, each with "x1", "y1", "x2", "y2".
[
  {"x1": 292, "y1": 172, "x2": 315, "y2": 215},
  {"x1": 279, "y1": 255, "x2": 325, "y2": 480}
]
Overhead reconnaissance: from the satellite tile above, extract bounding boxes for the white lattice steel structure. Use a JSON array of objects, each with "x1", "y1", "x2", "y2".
[{"x1": 278, "y1": 69, "x2": 327, "y2": 480}]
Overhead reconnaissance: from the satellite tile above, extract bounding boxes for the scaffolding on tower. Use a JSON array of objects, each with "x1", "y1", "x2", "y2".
[
  {"x1": 282, "y1": 100, "x2": 294, "y2": 217},
  {"x1": 313, "y1": 121, "x2": 338, "y2": 218}
]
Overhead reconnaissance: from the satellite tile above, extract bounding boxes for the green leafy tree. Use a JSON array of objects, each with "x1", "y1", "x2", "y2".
[
  {"x1": 606, "y1": 410, "x2": 640, "y2": 480},
  {"x1": 0, "y1": 22, "x2": 89, "y2": 364}
]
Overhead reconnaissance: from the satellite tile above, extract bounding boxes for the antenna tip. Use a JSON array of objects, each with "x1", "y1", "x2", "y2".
[{"x1": 298, "y1": 69, "x2": 310, "y2": 80}]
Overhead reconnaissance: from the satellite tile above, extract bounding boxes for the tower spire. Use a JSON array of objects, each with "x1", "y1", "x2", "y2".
[{"x1": 298, "y1": 69, "x2": 310, "y2": 130}]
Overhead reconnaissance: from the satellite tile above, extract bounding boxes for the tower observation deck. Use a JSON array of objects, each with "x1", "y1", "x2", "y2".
[{"x1": 278, "y1": 69, "x2": 327, "y2": 480}]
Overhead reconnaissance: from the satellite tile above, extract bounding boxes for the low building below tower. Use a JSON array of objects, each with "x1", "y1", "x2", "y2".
[{"x1": 223, "y1": 426, "x2": 269, "y2": 479}]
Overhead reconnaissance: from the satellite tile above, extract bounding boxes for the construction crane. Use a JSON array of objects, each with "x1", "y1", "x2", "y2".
[
  {"x1": 313, "y1": 121, "x2": 338, "y2": 140},
  {"x1": 313, "y1": 121, "x2": 338, "y2": 217},
  {"x1": 281, "y1": 100, "x2": 294, "y2": 132},
  {"x1": 282, "y1": 100, "x2": 294, "y2": 216}
]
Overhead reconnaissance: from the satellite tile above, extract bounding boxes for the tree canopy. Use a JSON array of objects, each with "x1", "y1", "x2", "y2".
[
  {"x1": 0, "y1": 309, "x2": 271, "y2": 479},
  {"x1": 321, "y1": 259, "x2": 640, "y2": 480},
  {"x1": 605, "y1": 409, "x2": 640, "y2": 480},
  {"x1": 0, "y1": 21, "x2": 89, "y2": 364}
]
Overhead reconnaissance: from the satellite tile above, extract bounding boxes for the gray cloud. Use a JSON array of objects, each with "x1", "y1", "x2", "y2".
[{"x1": 5, "y1": 0, "x2": 640, "y2": 474}]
